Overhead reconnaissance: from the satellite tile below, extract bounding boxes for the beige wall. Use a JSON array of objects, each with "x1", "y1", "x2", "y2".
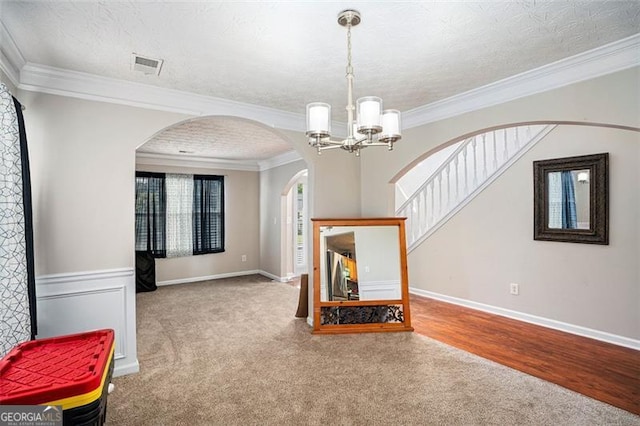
[
  {"x1": 0, "y1": 68, "x2": 18, "y2": 96},
  {"x1": 136, "y1": 164, "x2": 260, "y2": 283},
  {"x1": 276, "y1": 129, "x2": 361, "y2": 319},
  {"x1": 361, "y1": 67, "x2": 639, "y2": 216},
  {"x1": 410, "y1": 126, "x2": 639, "y2": 339},
  {"x1": 16, "y1": 90, "x2": 361, "y2": 282},
  {"x1": 17, "y1": 91, "x2": 191, "y2": 275},
  {"x1": 360, "y1": 68, "x2": 640, "y2": 340},
  {"x1": 19, "y1": 63, "x2": 637, "y2": 341},
  {"x1": 277, "y1": 129, "x2": 361, "y2": 219},
  {"x1": 259, "y1": 159, "x2": 307, "y2": 279}
]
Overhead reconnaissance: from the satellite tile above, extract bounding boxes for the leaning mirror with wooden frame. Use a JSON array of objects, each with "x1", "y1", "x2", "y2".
[
  {"x1": 312, "y1": 217, "x2": 413, "y2": 334},
  {"x1": 533, "y1": 153, "x2": 608, "y2": 244}
]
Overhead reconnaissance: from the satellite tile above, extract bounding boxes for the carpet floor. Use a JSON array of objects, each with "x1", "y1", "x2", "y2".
[{"x1": 106, "y1": 275, "x2": 640, "y2": 425}]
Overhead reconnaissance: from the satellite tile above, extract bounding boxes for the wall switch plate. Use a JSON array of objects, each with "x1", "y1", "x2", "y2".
[
  {"x1": 241, "y1": 255, "x2": 247, "y2": 262},
  {"x1": 510, "y1": 283, "x2": 519, "y2": 295}
]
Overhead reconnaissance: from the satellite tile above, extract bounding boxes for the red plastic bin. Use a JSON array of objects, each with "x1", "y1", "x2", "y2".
[{"x1": 0, "y1": 329, "x2": 115, "y2": 426}]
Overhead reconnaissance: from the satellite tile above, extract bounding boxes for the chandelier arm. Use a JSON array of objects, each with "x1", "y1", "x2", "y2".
[
  {"x1": 316, "y1": 138, "x2": 350, "y2": 147},
  {"x1": 361, "y1": 141, "x2": 396, "y2": 151},
  {"x1": 358, "y1": 142, "x2": 391, "y2": 147},
  {"x1": 317, "y1": 144, "x2": 344, "y2": 151}
]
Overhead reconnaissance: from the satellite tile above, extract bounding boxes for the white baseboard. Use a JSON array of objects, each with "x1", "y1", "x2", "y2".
[
  {"x1": 258, "y1": 270, "x2": 294, "y2": 283},
  {"x1": 36, "y1": 268, "x2": 139, "y2": 376},
  {"x1": 410, "y1": 287, "x2": 640, "y2": 351},
  {"x1": 114, "y1": 359, "x2": 140, "y2": 377},
  {"x1": 156, "y1": 270, "x2": 262, "y2": 286},
  {"x1": 157, "y1": 269, "x2": 297, "y2": 286}
]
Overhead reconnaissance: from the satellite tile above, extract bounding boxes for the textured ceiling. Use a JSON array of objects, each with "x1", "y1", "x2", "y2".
[
  {"x1": 138, "y1": 116, "x2": 292, "y2": 161},
  {"x1": 2, "y1": 1, "x2": 639, "y2": 160}
]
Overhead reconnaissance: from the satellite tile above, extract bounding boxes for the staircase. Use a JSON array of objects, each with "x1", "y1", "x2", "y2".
[{"x1": 396, "y1": 124, "x2": 556, "y2": 252}]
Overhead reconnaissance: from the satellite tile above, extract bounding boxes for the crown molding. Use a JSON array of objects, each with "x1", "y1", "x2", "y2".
[
  {"x1": 135, "y1": 152, "x2": 260, "y2": 172},
  {"x1": 403, "y1": 33, "x2": 640, "y2": 129},
  {"x1": 258, "y1": 150, "x2": 303, "y2": 171},
  {"x1": 17, "y1": 62, "x2": 306, "y2": 132},
  {"x1": 3, "y1": 19, "x2": 638, "y2": 133},
  {"x1": 0, "y1": 20, "x2": 25, "y2": 87},
  {"x1": 136, "y1": 150, "x2": 304, "y2": 172}
]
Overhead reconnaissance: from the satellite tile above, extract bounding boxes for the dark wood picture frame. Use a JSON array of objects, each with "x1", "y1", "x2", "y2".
[{"x1": 533, "y1": 153, "x2": 609, "y2": 244}]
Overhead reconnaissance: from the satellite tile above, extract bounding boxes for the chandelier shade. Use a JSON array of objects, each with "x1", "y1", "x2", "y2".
[
  {"x1": 356, "y1": 96, "x2": 383, "y2": 134},
  {"x1": 305, "y1": 9, "x2": 401, "y2": 156},
  {"x1": 306, "y1": 102, "x2": 331, "y2": 138},
  {"x1": 380, "y1": 110, "x2": 402, "y2": 142}
]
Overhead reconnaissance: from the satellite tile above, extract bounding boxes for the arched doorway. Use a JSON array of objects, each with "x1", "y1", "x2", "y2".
[{"x1": 281, "y1": 170, "x2": 308, "y2": 280}]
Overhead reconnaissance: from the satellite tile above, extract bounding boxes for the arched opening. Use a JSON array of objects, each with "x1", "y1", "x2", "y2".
[
  {"x1": 280, "y1": 170, "x2": 309, "y2": 280},
  {"x1": 134, "y1": 115, "x2": 309, "y2": 286}
]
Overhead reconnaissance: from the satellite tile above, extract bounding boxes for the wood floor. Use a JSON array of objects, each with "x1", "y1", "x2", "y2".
[{"x1": 409, "y1": 295, "x2": 640, "y2": 415}]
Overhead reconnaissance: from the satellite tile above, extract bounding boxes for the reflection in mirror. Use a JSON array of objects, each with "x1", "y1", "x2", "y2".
[
  {"x1": 320, "y1": 226, "x2": 401, "y2": 302},
  {"x1": 547, "y1": 169, "x2": 590, "y2": 230},
  {"x1": 325, "y1": 231, "x2": 356, "y2": 301}
]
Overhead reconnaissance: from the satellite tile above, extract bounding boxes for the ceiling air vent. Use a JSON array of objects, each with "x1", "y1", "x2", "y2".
[{"x1": 131, "y1": 53, "x2": 163, "y2": 76}]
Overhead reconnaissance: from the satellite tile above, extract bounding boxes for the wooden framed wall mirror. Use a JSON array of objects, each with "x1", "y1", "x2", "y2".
[
  {"x1": 533, "y1": 153, "x2": 608, "y2": 244},
  {"x1": 311, "y1": 218, "x2": 413, "y2": 334}
]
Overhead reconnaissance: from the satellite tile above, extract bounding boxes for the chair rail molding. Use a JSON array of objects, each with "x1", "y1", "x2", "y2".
[{"x1": 36, "y1": 268, "x2": 139, "y2": 377}]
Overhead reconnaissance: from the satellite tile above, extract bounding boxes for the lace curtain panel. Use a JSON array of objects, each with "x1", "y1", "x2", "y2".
[
  {"x1": 166, "y1": 173, "x2": 194, "y2": 258},
  {"x1": 0, "y1": 83, "x2": 36, "y2": 357}
]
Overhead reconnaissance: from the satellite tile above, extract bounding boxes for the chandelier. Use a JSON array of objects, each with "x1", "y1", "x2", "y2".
[{"x1": 305, "y1": 9, "x2": 402, "y2": 156}]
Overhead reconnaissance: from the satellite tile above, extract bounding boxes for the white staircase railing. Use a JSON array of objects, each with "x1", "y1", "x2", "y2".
[{"x1": 396, "y1": 124, "x2": 556, "y2": 252}]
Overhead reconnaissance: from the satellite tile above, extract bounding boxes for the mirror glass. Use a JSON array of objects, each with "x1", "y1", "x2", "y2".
[
  {"x1": 319, "y1": 226, "x2": 401, "y2": 302},
  {"x1": 546, "y1": 169, "x2": 590, "y2": 230}
]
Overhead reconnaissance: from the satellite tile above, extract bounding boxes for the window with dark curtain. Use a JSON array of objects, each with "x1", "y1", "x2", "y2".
[
  {"x1": 135, "y1": 172, "x2": 167, "y2": 258},
  {"x1": 193, "y1": 175, "x2": 225, "y2": 255}
]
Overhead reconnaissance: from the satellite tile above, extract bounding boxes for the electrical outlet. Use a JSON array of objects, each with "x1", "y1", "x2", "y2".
[
  {"x1": 510, "y1": 283, "x2": 519, "y2": 295},
  {"x1": 241, "y1": 255, "x2": 247, "y2": 262}
]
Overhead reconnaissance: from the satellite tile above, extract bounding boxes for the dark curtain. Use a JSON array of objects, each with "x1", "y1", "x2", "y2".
[
  {"x1": 135, "y1": 250, "x2": 157, "y2": 293},
  {"x1": 135, "y1": 172, "x2": 166, "y2": 257},
  {"x1": 193, "y1": 175, "x2": 225, "y2": 255},
  {"x1": 561, "y1": 171, "x2": 578, "y2": 229},
  {"x1": 14, "y1": 97, "x2": 37, "y2": 339}
]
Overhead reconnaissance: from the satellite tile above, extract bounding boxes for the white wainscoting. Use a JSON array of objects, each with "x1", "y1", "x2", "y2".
[
  {"x1": 36, "y1": 268, "x2": 138, "y2": 377},
  {"x1": 359, "y1": 280, "x2": 401, "y2": 301},
  {"x1": 410, "y1": 287, "x2": 640, "y2": 350}
]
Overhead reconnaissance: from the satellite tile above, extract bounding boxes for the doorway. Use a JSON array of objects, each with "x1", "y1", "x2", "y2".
[{"x1": 281, "y1": 170, "x2": 308, "y2": 279}]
